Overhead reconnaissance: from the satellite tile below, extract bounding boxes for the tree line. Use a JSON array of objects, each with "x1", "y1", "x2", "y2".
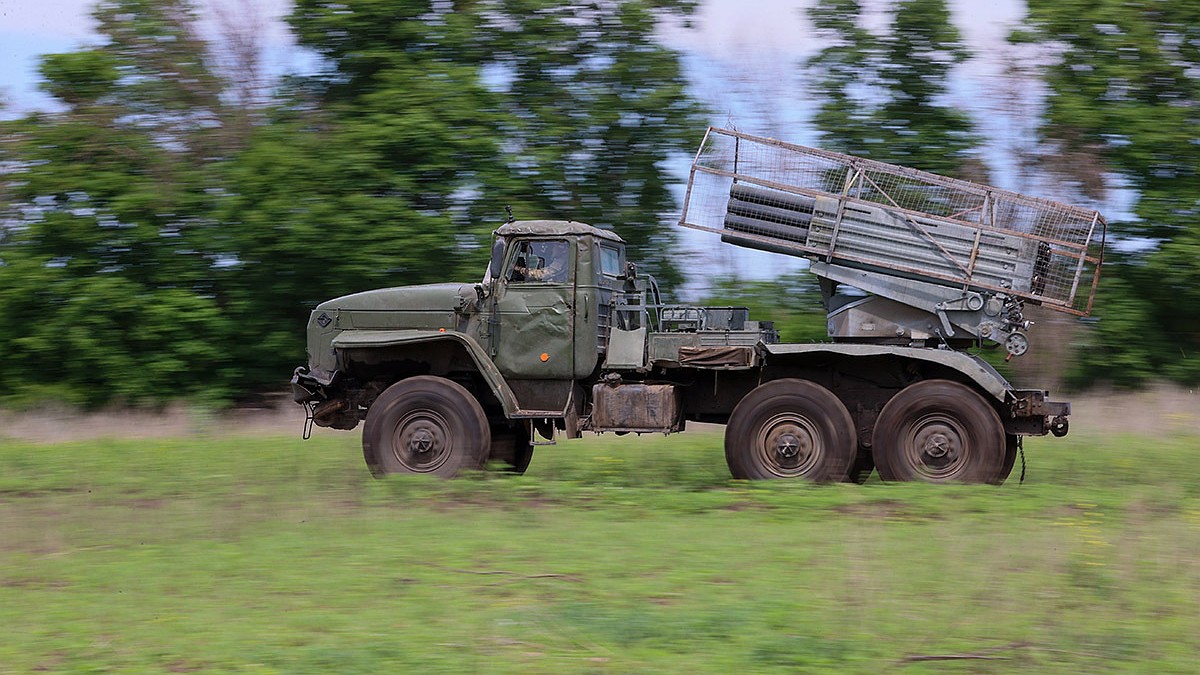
[
  {"x1": 2, "y1": 0, "x2": 1197, "y2": 408},
  {"x1": 0, "y1": 0, "x2": 704, "y2": 407}
]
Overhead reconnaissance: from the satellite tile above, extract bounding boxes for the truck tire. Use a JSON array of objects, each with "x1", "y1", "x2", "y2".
[
  {"x1": 362, "y1": 376, "x2": 490, "y2": 478},
  {"x1": 488, "y1": 422, "x2": 534, "y2": 474},
  {"x1": 872, "y1": 380, "x2": 1006, "y2": 484},
  {"x1": 725, "y1": 379, "x2": 857, "y2": 481}
]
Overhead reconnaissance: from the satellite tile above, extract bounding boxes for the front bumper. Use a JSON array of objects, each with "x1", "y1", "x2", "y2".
[{"x1": 291, "y1": 366, "x2": 339, "y2": 403}]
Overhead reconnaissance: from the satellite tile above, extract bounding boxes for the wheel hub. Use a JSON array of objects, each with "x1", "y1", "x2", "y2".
[
  {"x1": 877, "y1": 381, "x2": 1007, "y2": 484},
  {"x1": 775, "y1": 432, "x2": 808, "y2": 460},
  {"x1": 757, "y1": 413, "x2": 821, "y2": 477},
  {"x1": 921, "y1": 431, "x2": 954, "y2": 459},
  {"x1": 409, "y1": 429, "x2": 435, "y2": 453},
  {"x1": 392, "y1": 411, "x2": 451, "y2": 472},
  {"x1": 907, "y1": 415, "x2": 966, "y2": 476}
]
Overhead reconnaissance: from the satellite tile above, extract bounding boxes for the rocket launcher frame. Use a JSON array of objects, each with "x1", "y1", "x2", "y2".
[{"x1": 679, "y1": 127, "x2": 1106, "y2": 319}]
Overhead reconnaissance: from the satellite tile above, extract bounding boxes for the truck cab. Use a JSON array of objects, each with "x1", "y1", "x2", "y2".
[{"x1": 291, "y1": 221, "x2": 638, "y2": 472}]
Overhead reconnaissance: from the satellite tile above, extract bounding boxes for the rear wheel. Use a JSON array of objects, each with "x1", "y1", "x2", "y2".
[
  {"x1": 725, "y1": 379, "x2": 856, "y2": 481},
  {"x1": 362, "y1": 376, "x2": 490, "y2": 478},
  {"x1": 872, "y1": 380, "x2": 1006, "y2": 484},
  {"x1": 1000, "y1": 434, "x2": 1019, "y2": 484}
]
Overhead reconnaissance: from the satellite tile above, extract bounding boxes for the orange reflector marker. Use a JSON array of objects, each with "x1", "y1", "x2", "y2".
[{"x1": 540, "y1": 352, "x2": 550, "y2": 362}]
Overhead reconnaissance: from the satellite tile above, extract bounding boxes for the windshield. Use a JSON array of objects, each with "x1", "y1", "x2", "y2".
[{"x1": 508, "y1": 240, "x2": 570, "y2": 283}]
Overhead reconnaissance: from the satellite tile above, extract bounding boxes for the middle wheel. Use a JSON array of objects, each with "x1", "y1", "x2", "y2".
[{"x1": 725, "y1": 379, "x2": 857, "y2": 481}]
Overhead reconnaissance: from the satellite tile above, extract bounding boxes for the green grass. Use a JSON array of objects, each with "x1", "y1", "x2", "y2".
[{"x1": 2, "y1": 427, "x2": 1199, "y2": 673}]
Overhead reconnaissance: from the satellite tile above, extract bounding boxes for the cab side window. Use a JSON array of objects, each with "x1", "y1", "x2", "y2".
[{"x1": 599, "y1": 245, "x2": 623, "y2": 278}]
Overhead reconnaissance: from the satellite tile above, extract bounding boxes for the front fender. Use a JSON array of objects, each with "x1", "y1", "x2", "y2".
[{"x1": 331, "y1": 329, "x2": 519, "y2": 416}]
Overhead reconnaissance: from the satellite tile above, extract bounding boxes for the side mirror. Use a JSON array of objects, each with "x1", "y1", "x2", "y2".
[{"x1": 487, "y1": 239, "x2": 506, "y2": 281}]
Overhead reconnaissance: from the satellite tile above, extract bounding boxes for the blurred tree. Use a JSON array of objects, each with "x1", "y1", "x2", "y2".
[
  {"x1": 213, "y1": 0, "x2": 506, "y2": 389},
  {"x1": 1020, "y1": 1, "x2": 1200, "y2": 386},
  {"x1": 805, "y1": 0, "x2": 980, "y2": 177},
  {"x1": 0, "y1": 0, "x2": 243, "y2": 406},
  {"x1": 1065, "y1": 273, "x2": 1167, "y2": 390},
  {"x1": 1, "y1": 0, "x2": 704, "y2": 407},
  {"x1": 36, "y1": 51, "x2": 121, "y2": 107},
  {"x1": 805, "y1": 0, "x2": 879, "y2": 158},
  {"x1": 285, "y1": 0, "x2": 705, "y2": 288},
  {"x1": 211, "y1": 114, "x2": 481, "y2": 389},
  {"x1": 89, "y1": 0, "x2": 253, "y2": 156},
  {"x1": 479, "y1": 1, "x2": 706, "y2": 288},
  {"x1": 217, "y1": 0, "x2": 706, "y2": 387}
]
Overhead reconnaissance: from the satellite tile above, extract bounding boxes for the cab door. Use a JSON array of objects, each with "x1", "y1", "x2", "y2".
[{"x1": 491, "y1": 238, "x2": 575, "y2": 379}]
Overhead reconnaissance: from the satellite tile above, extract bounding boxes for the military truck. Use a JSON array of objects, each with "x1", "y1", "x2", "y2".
[{"x1": 291, "y1": 127, "x2": 1106, "y2": 483}]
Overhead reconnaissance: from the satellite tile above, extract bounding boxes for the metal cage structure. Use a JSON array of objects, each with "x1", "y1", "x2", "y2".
[{"x1": 680, "y1": 127, "x2": 1106, "y2": 316}]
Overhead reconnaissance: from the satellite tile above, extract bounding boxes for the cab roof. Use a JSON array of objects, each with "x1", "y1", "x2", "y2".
[{"x1": 494, "y1": 219, "x2": 625, "y2": 244}]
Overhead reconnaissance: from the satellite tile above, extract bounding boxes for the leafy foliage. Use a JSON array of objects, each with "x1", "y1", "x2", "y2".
[
  {"x1": 0, "y1": 0, "x2": 704, "y2": 407},
  {"x1": 1021, "y1": 1, "x2": 1200, "y2": 386},
  {"x1": 804, "y1": 0, "x2": 1200, "y2": 388},
  {"x1": 0, "y1": 0, "x2": 239, "y2": 405},
  {"x1": 287, "y1": 0, "x2": 705, "y2": 287},
  {"x1": 475, "y1": 0, "x2": 706, "y2": 288},
  {"x1": 10, "y1": 0, "x2": 1200, "y2": 406},
  {"x1": 805, "y1": 0, "x2": 979, "y2": 176}
]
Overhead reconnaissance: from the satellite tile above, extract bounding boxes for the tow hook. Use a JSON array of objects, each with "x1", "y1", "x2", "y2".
[{"x1": 1050, "y1": 415, "x2": 1069, "y2": 438}]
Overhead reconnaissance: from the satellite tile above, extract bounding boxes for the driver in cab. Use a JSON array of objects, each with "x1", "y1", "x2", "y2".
[{"x1": 510, "y1": 241, "x2": 568, "y2": 283}]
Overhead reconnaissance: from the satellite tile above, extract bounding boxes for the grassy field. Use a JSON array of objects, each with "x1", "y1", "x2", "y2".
[{"x1": 2, "y1": 424, "x2": 1199, "y2": 673}]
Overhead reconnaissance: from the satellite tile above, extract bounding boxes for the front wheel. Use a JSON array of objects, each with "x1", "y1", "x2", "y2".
[
  {"x1": 725, "y1": 379, "x2": 857, "y2": 481},
  {"x1": 872, "y1": 380, "x2": 1007, "y2": 484},
  {"x1": 362, "y1": 376, "x2": 490, "y2": 478}
]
